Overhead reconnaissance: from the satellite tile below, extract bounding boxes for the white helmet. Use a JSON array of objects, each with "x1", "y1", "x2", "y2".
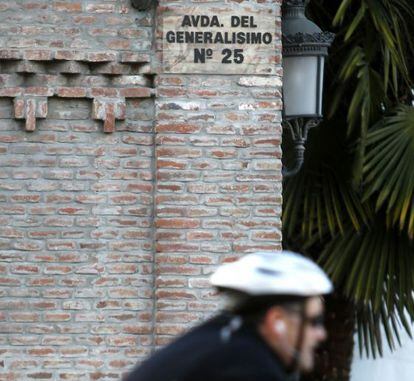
[{"x1": 210, "y1": 251, "x2": 333, "y2": 297}]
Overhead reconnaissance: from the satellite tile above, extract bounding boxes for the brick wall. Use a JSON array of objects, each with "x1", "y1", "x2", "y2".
[
  {"x1": 0, "y1": 0, "x2": 283, "y2": 380},
  {"x1": 0, "y1": 1, "x2": 156, "y2": 380},
  {"x1": 153, "y1": 0, "x2": 283, "y2": 347},
  {"x1": 154, "y1": 71, "x2": 284, "y2": 345}
]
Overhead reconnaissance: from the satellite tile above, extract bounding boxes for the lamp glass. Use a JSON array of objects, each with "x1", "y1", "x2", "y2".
[{"x1": 283, "y1": 55, "x2": 324, "y2": 118}]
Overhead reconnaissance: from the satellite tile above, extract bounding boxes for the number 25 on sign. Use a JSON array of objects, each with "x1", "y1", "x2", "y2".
[{"x1": 194, "y1": 48, "x2": 244, "y2": 64}]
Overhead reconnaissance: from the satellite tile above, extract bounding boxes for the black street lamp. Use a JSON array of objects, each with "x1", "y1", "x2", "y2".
[{"x1": 282, "y1": 0, "x2": 334, "y2": 177}]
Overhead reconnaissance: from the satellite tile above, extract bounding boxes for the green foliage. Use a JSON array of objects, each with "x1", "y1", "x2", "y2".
[
  {"x1": 320, "y1": 219, "x2": 414, "y2": 357},
  {"x1": 283, "y1": 0, "x2": 414, "y2": 357},
  {"x1": 363, "y1": 106, "x2": 414, "y2": 239}
]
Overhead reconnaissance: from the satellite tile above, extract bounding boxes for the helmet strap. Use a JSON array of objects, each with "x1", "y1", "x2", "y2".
[{"x1": 287, "y1": 301, "x2": 307, "y2": 373}]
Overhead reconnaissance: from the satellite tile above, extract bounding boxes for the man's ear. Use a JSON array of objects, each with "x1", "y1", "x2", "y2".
[{"x1": 262, "y1": 306, "x2": 287, "y2": 337}]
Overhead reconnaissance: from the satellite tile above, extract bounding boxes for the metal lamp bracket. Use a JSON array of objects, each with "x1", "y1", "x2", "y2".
[{"x1": 282, "y1": 118, "x2": 321, "y2": 178}]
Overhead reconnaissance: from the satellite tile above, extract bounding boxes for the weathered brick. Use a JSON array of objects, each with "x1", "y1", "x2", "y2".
[
  {"x1": 23, "y1": 50, "x2": 54, "y2": 61},
  {"x1": 54, "y1": 2, "x2": 82, "y2": 13},
  {"x1": 85, "y1": 4, "x2": 115, "y2": 13},
  {"x1": 56, "y1": 87, "x2": 87, "y2": 98},
  {"x1": 119, "y1": 88, "x2": 153, "y2": 98},
  {"x1": 86, "y1": 52, "x2": 117, "y2": 62}
]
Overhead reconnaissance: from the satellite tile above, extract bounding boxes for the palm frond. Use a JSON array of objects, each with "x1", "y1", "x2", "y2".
[
  {"x1": 329, "y1": 0, "x2": 413, "y2": 148},
  {"x1": 283, "y1": 125, "x2": 371, "y2": 241},
  {"x1": 363, "y1": 105, "x2": 414, "y2": 239},
  {"x1": 319, "y1": 219, "x2": 414, "y2": 356}
]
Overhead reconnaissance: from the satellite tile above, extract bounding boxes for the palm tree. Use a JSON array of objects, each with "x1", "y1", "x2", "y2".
[{"x1": 282, "y1": 1, "x2": 414, "y2": 380}]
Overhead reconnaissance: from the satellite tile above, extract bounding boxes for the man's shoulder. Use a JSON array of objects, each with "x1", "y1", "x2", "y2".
[
  {"x1": 124, "y1": 314, "x2": 287, "y2": 381},
  {"x1": 185, "y1": 316, "x2": 288, "y2": 380}
]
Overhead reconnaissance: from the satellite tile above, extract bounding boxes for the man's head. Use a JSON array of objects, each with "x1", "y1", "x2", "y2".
[
  {"x1": 210, "y1": 251, "x2": 333, "y2": 373},
  {"x1": 257, "y1": 296, "x2": 326, "y2": 372}
]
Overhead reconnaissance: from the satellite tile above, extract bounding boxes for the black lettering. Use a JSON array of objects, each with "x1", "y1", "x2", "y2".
[
  {"x1": 191, "y1": 15, "x2": 200, "y2": 27},
  {"x1": 176, "y1": 31, "x2": 184, "y2": 43},
  {"x1": 184, "y1": 31, "x2": 194, "y2": 43},
  {"x1": 231, "y1": 16, "x2": 240, "y2": 27},
  {"x1": 204, "y1": 32, "x2": 213, "y2": 43},
  {"x1": 250, "y1": 16, "x2": 257, "y2": 28},
  {"x1": 166, "y1": 31, "x2": 175, "y2": 43},
  {"x1": 262, "y1": 33, "x2": 272, "y2": 44},
  {"x1": 200, "y1": 15, "x2": 209, "y2": 27},
  {"x1": 241, "y1": 16, "x2": 249, "y2": 27},
  {"x1": 211, "y1": 15, "x2": 220, "y2": 27},
  {"x1": 194, "y1": 48, "x2": 206, "y2": 63},
  {"x1": 214, "y1": 32, "x2": 224, "y2": 43},
  {"x1": 234, "y1": 49, "x2": 244, "y2": 64},
  {"x1": 222, "y1": 49, "x2": 232, "y2": 64},
  {"x1": 195, "y1": 32, "x2": 203, "y2": 43},
  {"x1": 237, "y1": 32, "x2": 246, "y2": 44},
  {"x1": 182, "y1": 15, "x2": 191, "y2": 27},
  {"x1": 251, "y1": 33, "x2": 262, "y2": 44}
]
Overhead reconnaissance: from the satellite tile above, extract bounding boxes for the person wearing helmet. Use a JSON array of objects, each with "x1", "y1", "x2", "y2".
[{"x1": 124, "y1": 251, "x2": 333, "y2": 381}]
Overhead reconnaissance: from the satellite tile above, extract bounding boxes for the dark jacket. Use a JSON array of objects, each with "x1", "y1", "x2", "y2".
[{"x1": 125, "y1": 313, "x2": 291, "y2": 381}]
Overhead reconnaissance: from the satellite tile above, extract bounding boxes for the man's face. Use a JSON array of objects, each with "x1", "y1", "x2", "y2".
[
  {"x1": 260, "y1": 296, "x2": 327, "y2": 373},
  {"x1": 295, "y1": 297, "x2": 327, "y2": 372}
]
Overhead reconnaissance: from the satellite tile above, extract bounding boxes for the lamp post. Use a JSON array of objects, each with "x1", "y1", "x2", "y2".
[{"x1": 282, "y1": 0, "x2": 334, "y2": 177}]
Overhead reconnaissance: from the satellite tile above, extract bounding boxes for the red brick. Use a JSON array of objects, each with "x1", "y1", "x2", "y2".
[
  {"x1": 11, "y1": 265, "x2": 39, "y2": 274},
  {"x1": 56, "y1": 87, "x2": 87, "y2": 98},
  {"x1": 157, "y1": 88, "x2": 187, "y2": 97},
  {"x1": 86, "y1": 52, "x2": 117, "y2": 62},
  {"x1": 53, "y1": 2, "x2": 82, "y2": 12},
  {"x1": 55, "y1": 50, "x2": 86, "y2": 60},
  {"x1": 156, "y1": 123, "x2": 201, "y2": 134},
  {"x1": 44, "y1": 313, "x2": 71, "y2": 322},
  {"x1": 107, "y1": 264, "x2": 138, "y2": 274},
  {"x1": 119, "y1": 87, "x2": 152, "y2": 98},
  {"x1": 103, "y1": 102, "x2": 116, "y2": 133},
  {"x1": 157, "y1": 265, "x2": 201, "y2": 276},
  {"x1": 157, "y1": 147, "x2": 201, "y2": 158},
  {"x1": 107, "y1": 336, "x2": 137, "y2": 346},
  {"x1": 32, "y1": 302, "x2": 57, "y2": 310},
  {"x1": 155, "y1": 325, "x2": 187, "y2": 336},
  {"x1": 10, "y1": 313, "x2": 40, "y2": 322},
  {"x1": 156, "y1": 312, "x2": 199, "y2": 323},
  {"x1": 156, "y1": 242, "x2": 199, "y2": 252},
  {"x1": 156, "y1": 160, "x2": 186, "y2": 170},
  {"x1": 9, "y1": 360, "x2": 38, "y2": 369},
  {"x1": 27, "y1": 278, "x2": 56, "y2": 287},
  {"x1": 156, "y1": 218, "x2": 200, "y2": 229},
  {"x1": 0, "y1": 87, "x2": 22, "y2": 96},
  {"x1": 27, "y1": 372, "x2": 53, "y2": 379},
  {"x1": 58, "y1": 207, "x2": 88, "y2": 215},
  {"x1": 89, "y1": 87, "x2": 118, "y2": 97},
  {"x1": 60, "y1": 347, "x2": 88, "y2": 356},
  {"x1": 24, "y1": 87, "x2": 52, "y2": 97}
]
